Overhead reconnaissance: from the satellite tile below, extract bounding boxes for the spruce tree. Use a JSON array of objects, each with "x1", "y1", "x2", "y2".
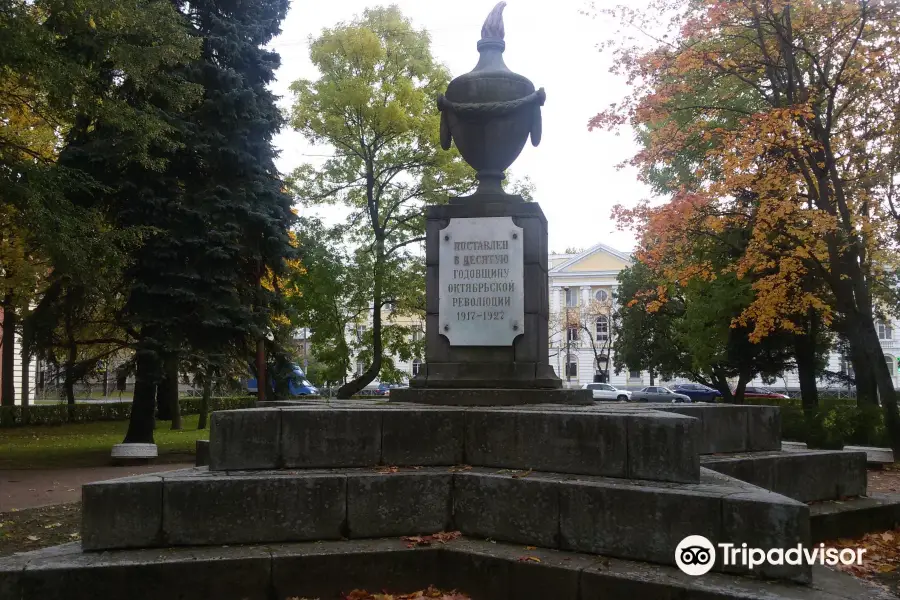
[
  {"x1": 55, "y1": 0, "x2": 293, "y2": 442},
  {"x1": 120, "y1": 0, "x2": 294, "y2": 442}
]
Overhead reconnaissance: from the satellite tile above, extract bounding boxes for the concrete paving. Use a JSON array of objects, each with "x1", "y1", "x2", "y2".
[{"x1": 0, "y1": 464, "x2": 193, "y2": 512}]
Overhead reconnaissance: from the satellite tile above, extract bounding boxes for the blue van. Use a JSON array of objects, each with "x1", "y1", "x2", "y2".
[{"x1": 247, "y1": 363, "x2": 319, "y2": 396}]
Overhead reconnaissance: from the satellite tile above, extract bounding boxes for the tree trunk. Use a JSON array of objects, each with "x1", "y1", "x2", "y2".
[
  {"x1": 64, "y1": 375, "x2": 75, "y2": 405},
  {"x1": 649, "y1": 369, "x2": 655, "y2": 386},
  {"x1": 853, "y1": 323, "x2": 900, "y2": 454},
  {"x1": 102, "y1": 362, "x2": 109, "y2": 398},
  {"x1": 198, "y1": 371, "x2": 211, "y2": 430},
  {"x1": 732, "y1": 374, "x2": 750, "y2": 404},
  {"x1": 850, "y1": 344, "x2": 879, "y2": 407},
  {"x1": 155, "y1": 366, "x2": 173, "y2": 421},
  {"x1": 64, "y1": 343, "x2": 77, "y2": 406},
  {"x1": 20, "y1": 324, "x2": 29, "y2": 407},
  {"x1": 337, "y1": 241, "x2": 384, "y2": 399},
  {"x1": 256, "y1": 338, "x2": 266, "y2": 402},
  {"x1": 711, "y1": 370, "x2": 734, "y2": 402},
  {"x1": 1, "y1": 299, "x2": 16, "y2": 406},
  {"x1": 164, "y1": 354, "x2": 181, "y2": 430},
  {"x1": 124, "y1": 350, "x2": 160, "y2": 443},
  {"x1": 794, "y1": 327, "x2": 819, "y2": 412}
]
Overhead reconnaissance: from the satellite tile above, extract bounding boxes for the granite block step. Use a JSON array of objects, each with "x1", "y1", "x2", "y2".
[
  {"x1": 653, "y1": 404, "x2": 782, "y2": 454},
  {"x1": 700, "y1": 449, "x2": 867, "y2": 503},
  {"x1": 81, "y1": 465, "x2": 810, "y2": 581},
  {"x1": 810, "y1": 493, "x2": 900, "y2": 543},
  {"x1": 2, "y1": 538, "x2": 892, "y2": 600},
  {"x1": 784, "y1": 440, "x2": 895, "y2": 466},
  {"x1": 208, "y1": 405, "x2": 701, "y2": 483}
]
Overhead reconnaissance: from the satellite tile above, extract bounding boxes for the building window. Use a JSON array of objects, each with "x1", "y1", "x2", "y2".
[
  {"x1": 355, "y1": 360, "x2": 366, "y2": 376},
  {"x1": 878, "y1": 321, "x2": 893, "y2": 340},
  {"x1": 595, "y1": 316, "x2": 609, "y2": 342},
  {"x1": 385, "y1": 301, "x2": 396, "y2": 313},
  {"x1": 412, "y1": 329, "x2": 423, "y2": 343},
  {"x1": 565, "y1": 287, "x2": 578, "y2": 307},
  {"x1": 567, "y1": 326, "x2": 580, "y2": 343},
  {"x1": 566, "y1": 361, "x2": 578, "y2": 377},
  {"x1": 839, "y1": 355, "x2": 855, "y2": 378},
  {"x1": 355, "y1": 325, "x2": 367, "y2": 341},
  {"x1": 412, "y1": 359, "x2": 423, "y2": 377},
  {"x1": 628, "y1": 369, "x2": 641, "y2": 380},
  {"x1": 595, "y1": 289, "x2": 608, "y2": 302}
]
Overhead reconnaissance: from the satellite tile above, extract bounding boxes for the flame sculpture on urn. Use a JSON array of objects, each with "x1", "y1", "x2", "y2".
[{"x1": 437, "y1": 2, "x2": 546, "y2": 196}]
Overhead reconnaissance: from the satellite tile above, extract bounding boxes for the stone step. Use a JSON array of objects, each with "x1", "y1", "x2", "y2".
[
  {"x1": 653, "y1": 404, "x2": 782, "y2": 454},
  {"x1": 845, "y1": 445, "x2": 894, "y2": 466},
  {"x1": 195, "y1": 439, "x2": 210, "y2": 467},
  {"x1": 1, "y1": 538, "x2": 892, "y2": 600},
  {"x1": 81, "y1": 465, "x2": 810, "y2": 581},
  {"x1": 208, "y1": 405, "x2": 700, "y2": 483},
  {"x1": 700, "y1": 450, "x2": 867, "y2": 503},
  {"x1": 224, "y1": 400, "x2": 783, "y2": 459},
  {"x1": 810, "y1": 493, "x2": 900, "y2": 543},
  {"x1": 783, "y1": 441, "x2": 895, "y2": 466}
]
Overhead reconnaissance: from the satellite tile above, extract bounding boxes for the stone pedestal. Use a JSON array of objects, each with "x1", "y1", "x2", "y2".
[{"x1": 404, "y1": 194, "x2": 585, "y2": 404}]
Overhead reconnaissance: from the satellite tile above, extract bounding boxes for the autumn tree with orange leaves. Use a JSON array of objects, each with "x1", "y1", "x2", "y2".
[{"x1": 591, "y1": 0, "x2": 900, "y2": 450}]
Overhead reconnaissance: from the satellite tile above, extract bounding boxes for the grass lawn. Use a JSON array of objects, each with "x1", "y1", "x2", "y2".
[{"x1": 0, "y1": 415, "x2": 208, "y2": 469}]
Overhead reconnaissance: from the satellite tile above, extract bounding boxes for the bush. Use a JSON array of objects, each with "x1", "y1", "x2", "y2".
[
  {"x1": 0, "y1": 396, "x2": 256, "y2": 428},
  {"x1": 745, "y1": 397, "x2": 888, "y2": 448}
]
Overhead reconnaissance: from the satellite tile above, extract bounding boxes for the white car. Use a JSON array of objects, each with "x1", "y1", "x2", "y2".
[{"x1": 583, "y1": 383, "x2": 632, "y2": 402}]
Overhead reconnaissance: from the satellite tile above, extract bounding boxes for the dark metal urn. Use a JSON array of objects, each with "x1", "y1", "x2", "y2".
[{"x1": 438, "y1": 2, "x2": 545, "y2": 196}]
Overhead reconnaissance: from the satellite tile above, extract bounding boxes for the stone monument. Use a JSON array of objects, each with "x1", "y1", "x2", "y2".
[
  {"x1": 391, "y1": 2, "x2": 591, "y2": 405},
  {"x1": 0, "y1": 5, "x2": 886, "y2": 600}
]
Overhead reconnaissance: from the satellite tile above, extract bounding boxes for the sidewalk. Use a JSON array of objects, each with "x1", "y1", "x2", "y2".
[{"x1": 0, "y1": 463, "x2": 192, "y2": 512}]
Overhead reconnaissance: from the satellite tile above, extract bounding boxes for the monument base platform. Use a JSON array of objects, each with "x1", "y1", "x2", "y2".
[
  {"x1": 2, "y1": 537, "x2": 892, "y2": 600},
  {"x1": 389, "y1": 387, "x2": 591, "y2": 406}
]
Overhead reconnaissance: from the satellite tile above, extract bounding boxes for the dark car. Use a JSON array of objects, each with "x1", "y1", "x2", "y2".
[
  {"x1": 371, "y1": 382, "x2": 403, "y2": 396},
  {"x1": 633, "y1": 386, "x2": 692, "y2": 403},
  {"x1": 671, "y1": 383, "x2": 722, "y2": 402},
  {"x1": 742, "y1": 386, "x2": 790, "y2": 400}
]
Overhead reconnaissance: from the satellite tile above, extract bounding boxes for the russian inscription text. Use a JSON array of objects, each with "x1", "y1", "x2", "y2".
[{"x1": 438, "y1": 217, "x2": 525, "y2": 346}]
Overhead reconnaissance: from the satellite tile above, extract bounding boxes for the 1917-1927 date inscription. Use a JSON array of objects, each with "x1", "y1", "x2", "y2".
[{"x1": 438, "y1": 217, "x2": 524, "y2": 346}]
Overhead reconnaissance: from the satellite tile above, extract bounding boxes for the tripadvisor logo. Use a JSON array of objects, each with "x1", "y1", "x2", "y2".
[
  {"x1": 674, "y1": 535, "x2": 867, "y2": 576},
  {"x1": 675, "y1": 535, "x2": 716, "y2": 576}
]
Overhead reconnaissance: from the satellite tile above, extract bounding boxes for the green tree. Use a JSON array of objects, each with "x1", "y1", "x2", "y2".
[
  {"x1": 288, "y1": 220, "x2": 360, "y2": 387},
  {"x1": 1, "y1": 0, "x2": 203, "y2": 406},
  {"x1": 56, "y1": 0, "x2": 294, "y2": 442},
  {"x1": 614, "y1": 260, "x2": 804, "y2": 403},
  {"x1": 613, "y1": 262, "x2": 686, "y2": 386},
  {"x1": 593, "y1": 0, "x2": 900, "y2": 449},
  {"x1": 124, "y1": 0, "x2": 294, "y2": 439},
  {"x1": 289, "y1": 6, "x2": 475, "y2": 398}
]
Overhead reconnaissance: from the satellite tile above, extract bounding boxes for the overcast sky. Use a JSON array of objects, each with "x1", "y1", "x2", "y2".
[{"x1": 270, "y1": 0, "x2": 655, "y2": 254}]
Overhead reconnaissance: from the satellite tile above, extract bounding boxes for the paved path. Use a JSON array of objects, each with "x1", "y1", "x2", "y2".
[{"x1": 0, "y1": 463, "x2": 192, "y2": 512}]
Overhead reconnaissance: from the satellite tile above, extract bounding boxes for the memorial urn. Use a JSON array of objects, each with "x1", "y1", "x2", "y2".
[{"x1": 438, "y1": 2, "x2": 545, "y2": 195}]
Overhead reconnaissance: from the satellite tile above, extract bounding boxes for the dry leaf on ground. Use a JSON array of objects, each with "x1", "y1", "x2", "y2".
[
  {"x1": 517, "y1": 555, "x2": 542, "y2": 563},
  {"x1": 827, "y1": 527, "x2": 900, "y2": 578},
  {"x1": 341, "y1": 586, "x2": 470, "y2": 599},
  {"x1": 400, "y1": 531, "x2": 461, "y2": 548}
]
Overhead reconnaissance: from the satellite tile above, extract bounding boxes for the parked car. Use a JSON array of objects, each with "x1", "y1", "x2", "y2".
[
  {"x1": 633, "y1": 386, "x2": 692, "y2": 403},
  {"x1": 742, "y1": 386, "x2": 790, "y2": 400},
  {"x1": 247, "y1": 363, "x2": 319, "y2": 396},
  {"x1": 671, "y1": 383, "x2": 722, "y2": 402},
  {"x1": 371, "y1": 382, "x2": 404, "y2": 396},
  {"x1": 582, "y1": 383, "x2": 631, "y2": 401}
]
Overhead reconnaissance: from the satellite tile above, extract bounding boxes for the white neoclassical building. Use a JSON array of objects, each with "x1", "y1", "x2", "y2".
[
  {"x1": 548, "y1": 243, "x2": 634, "y2": 388},
  {"x1": 547, "y1": 242, "x2": 900, "y2": 391}
]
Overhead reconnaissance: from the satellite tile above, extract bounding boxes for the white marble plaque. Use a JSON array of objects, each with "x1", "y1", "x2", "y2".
[{"x1": 438, "y1": 216, "x2": 524, "y2": 346}]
